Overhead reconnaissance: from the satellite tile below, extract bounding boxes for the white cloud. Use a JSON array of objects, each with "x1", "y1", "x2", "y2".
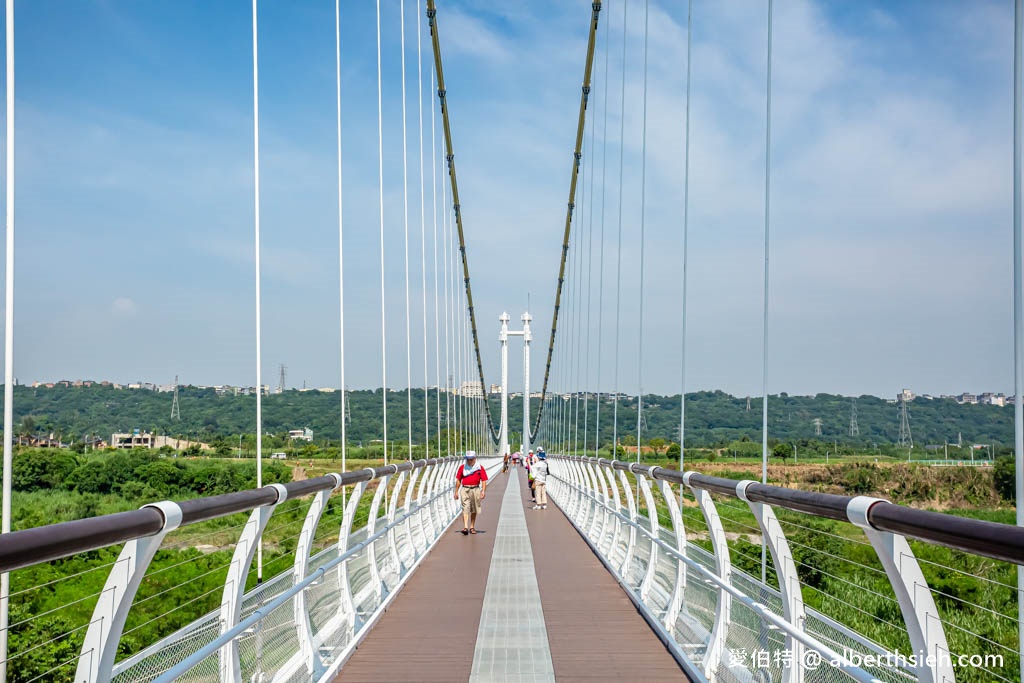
[{"x1": 111, "y1": 297, "x2": 138, "y2": 316}]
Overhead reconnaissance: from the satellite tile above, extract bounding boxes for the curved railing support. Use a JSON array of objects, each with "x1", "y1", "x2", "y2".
[
  {"x1": 847, "y1": 496, "x2": 955, "y2": 683},
  {"x1": 218, "y1": 483, "x2": 289, "y2": 683},
  {"x1": 657, "y1": 479, "x2": 686, "y2": 631},
  {"x1": 683, "y1": 472, "x2": 731, "y2": 679},
  {"x1": 737, "y1": 479, "x2": 806, "y2": 683},
  {"x1": 75, "y1": 501, "x2": 183, "y2": 683},
  {"x1": 293, "y1": 473, "x2": 342, "y2": 680},
  {"x1": 634, "y1": 469, "x2": 660, "y2": 603}
]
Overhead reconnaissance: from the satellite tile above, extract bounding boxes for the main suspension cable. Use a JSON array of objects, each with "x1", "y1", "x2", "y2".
[{"x1": 425, "y1": 0, "x2": 500, "y2": 443}]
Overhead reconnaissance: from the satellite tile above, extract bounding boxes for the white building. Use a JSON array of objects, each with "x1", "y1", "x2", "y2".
[
  {"x1": 111, "y1": 431, "x2": 155, "y2": 449},
  {"x1": 898, "y1": 388, "x2": 914, "y2": 403},
  {"x1": 460, "y1": 381, "x2": 484, "y2": 398},
  {"x1": 289, "y1": 428, "x2": 314, "y2": 442}
]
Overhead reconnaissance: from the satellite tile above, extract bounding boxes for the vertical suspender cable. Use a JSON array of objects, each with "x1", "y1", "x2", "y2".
[
  {"x1": 1011, "y1": 0, "x2": 1019, "y2": 671},
  {"x1": 418, "y1": 0, "x2": 430, "y2": 458},
  {"x1": 583, "y1": 28, "x2": 599, "y2": 457},
  {"x1": 760, "y1": 0, "x2": 774, "y2": 584},
  {"x1": 595, "y1": 7, "x2": 611, "y2": 457},
  {"x1": 401, "y1": 0, "x2": 413, "y2": 460},
  {"x1": 335, "y1": 0, "x2": 348, "y2": 496},
  {"x1": 679, "y1": 0, "x2": 693, "y2": 506},
  {"x1": 442, "y1": 163, "x2": 451, "y2": 455},
  {"x1": 611, "y1": 0, "x2": 628, "y2": 457},
  {"x1": 0, "y1": 0, "x2": 13, "y2": 677},
  {"x1": 432, "y1": 67, "x2": 442, "y2": 457},
  {"x1": 376, "y1": 0, "x2": 389, "y2": 465},
  {"x1": 635, "y1": 0, "x2": 649, "y2": 466},
  {"x1": 251, "y1": 0, "x2": 264, "y2": 584}
]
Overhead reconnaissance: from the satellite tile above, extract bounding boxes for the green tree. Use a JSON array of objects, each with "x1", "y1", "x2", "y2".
[
  {"x1": 994, "y1": 455, "x2": 1015, "y2": 501},
  {"x1": 772, "y1": 443, "x2": 793, "y2": 462}
]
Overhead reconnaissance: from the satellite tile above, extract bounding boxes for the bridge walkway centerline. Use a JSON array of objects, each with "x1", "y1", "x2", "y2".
[{"x1": 336, "y1": 465, "x2": 687, "y2": 682}]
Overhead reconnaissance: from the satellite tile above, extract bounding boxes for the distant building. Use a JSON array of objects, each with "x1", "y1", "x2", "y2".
[
  {"x1": 112, "y1": 431, "x2": 156, "y2": 449},
  {"x1": 460, "y1": 381, "x2": 484, "y2": 398},
  {"x1": 957, "y1": 393, "x2": 978, "y2": 405},
  {"x1": 289, "y1": 428, "x2": 314, "y2": 442},
  {"x1": 898, "y1": 388, "x2": 914, "y2": 403},
  {"x1": 979, "y1": 392, "x2": 1006, "y2": 407},
  {"x1": 489, "y1": 383, "x2": 502, "y2": 395}
]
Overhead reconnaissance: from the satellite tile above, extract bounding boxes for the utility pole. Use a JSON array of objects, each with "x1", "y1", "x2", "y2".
[
  {"x1": 278, "y1": 364, "x2": 287, "y2": 394},
  {"x1": 813, "y1": 417, "x2": 822, "y2": 437},
  {"x1": 170, "y1": 375, "x2": 181, "y2": 421},
  {"x1": 849, "y1": 397, "x2": 859, "y2": 436}
]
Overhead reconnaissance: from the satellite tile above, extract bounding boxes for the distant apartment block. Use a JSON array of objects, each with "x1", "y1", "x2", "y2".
[
  {"x1": 489, "y1": 383, "x2": 502, "y2": 395},
  {"x1": 979, "y1": 392, "x2": 1007, "y2": 407},
  {"x1": 957, "y1": 393, "x2": 978, "y2": 405},
  {"x1": 460, "y1": 381, "x2": 484, "y2": 398},
  {"x1": 897, "y1": 388, "x2": 914, "y2": 403}
]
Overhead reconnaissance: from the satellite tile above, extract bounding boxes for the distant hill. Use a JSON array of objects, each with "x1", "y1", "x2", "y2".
[{"x1": 0, "y1": 385, "x2": 1013, "y2": 451}]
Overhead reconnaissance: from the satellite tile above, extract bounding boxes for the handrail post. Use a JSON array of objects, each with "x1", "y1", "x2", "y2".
[
  {"x1": 684, "y1": 473, "x2": 731, "y2": 679},
  {"x1": 635, "y1": 471, "x2": 660, "y2": 603},
  {"x1": 336, "y1": 480, "x2": 367, "y2": 633},
  {"x1": 602, "y1": 464, "x2": 623, "y2": 559},
  {"x1": 402, "y1": 465, "x2": 424, "y2": 558},
  {"x1": 617, "y1": 469, "x2": 638, "y2": 579},
  {"x1": 364, "y1": 473, "x2": 391, "y2": 606},
  {"x1": 586, "y1": 461, "x2": 608, "y2": 540},
  {"x1": 737, "y1": 480, "x2": 805, "y2": 683},
  {"x1": 75, "y1": 501, "x2": 183, "y2": 683},
  {"x1": 657, "y1": 479, "x2": 687, "y2": 631},
  {"x1": 847, "y1": 496, "x2": 955, "y2": 683},
  {"x1": 218, "y1": 483, "x2": 288, "y2": 683},
  {"x1": 292, "y1": 474, "x2": 341, "y2": 680},
  {"x1": 386, "y1": 469, "x2": 407, "y2": 576}
]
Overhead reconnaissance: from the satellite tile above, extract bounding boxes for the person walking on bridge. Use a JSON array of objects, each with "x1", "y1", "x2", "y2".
[
  {"x1": 454, "y1": 451, "x2": 488, "y2": 535},
  {"x1": 531, "y1": 451, "x2": 549, "y2": 510}
]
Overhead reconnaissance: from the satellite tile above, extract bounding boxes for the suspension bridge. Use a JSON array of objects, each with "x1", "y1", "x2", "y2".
[{"x1": 0, "y1": 1, "x2": 1022, "y2": 682}]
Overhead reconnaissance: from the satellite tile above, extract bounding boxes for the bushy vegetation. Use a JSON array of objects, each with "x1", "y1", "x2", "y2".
[{"x1": 12, "y1": 448, "x2": 290, "y2": 501}]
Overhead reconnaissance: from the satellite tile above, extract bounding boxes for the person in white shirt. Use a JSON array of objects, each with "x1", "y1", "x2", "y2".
[{"x1": 531, "y1": 451, "x2": 549, "y2": 510}]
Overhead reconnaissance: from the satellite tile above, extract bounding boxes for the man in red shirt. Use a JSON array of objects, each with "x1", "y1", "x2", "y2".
[{"x1": 454, "y1": 451, "x2": 488, "y2": 535}]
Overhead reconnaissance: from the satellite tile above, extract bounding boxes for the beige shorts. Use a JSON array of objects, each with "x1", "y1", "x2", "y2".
[{"x1": 460, "y1": 486, "x2": 482, "y2": 514}]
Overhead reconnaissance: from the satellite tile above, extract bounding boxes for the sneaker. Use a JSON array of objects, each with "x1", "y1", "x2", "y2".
[
  {"x1": 542, "y1": 505, "x2": 547, "y2": 509},
  {"x1": 532, "y1": 505, "x2": 541, "y2": 510}
]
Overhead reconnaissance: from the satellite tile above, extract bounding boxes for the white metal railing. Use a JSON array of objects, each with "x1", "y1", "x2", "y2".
[
  {"x1": 546, "y1": 455, "x2": 1023, "y2": 683},
  {"x1": 0, "y1": 456, "x2": 500, "y2": 683}
]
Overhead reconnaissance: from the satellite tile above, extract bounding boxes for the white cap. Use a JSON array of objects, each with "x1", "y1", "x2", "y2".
[{"x1": 464, "y1": 450, "x2": 477, "y2": 459}]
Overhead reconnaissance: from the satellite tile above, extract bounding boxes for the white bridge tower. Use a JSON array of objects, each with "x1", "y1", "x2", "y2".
[{"x1": 497, "y1": 311, "x2": 532, "y2": 457}]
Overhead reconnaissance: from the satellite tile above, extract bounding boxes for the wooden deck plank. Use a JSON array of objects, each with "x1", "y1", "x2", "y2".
[
  {"x1": 335, "y1": 470, "x2": 510, "y2": 683},
  {"x1": 519, "y1": 468, "x2": 688, "y2": 683}
]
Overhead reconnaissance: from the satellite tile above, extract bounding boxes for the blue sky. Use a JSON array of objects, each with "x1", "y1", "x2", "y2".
[{"x1": 0, "y1": 0, "x2": 1016, "y2": 398}]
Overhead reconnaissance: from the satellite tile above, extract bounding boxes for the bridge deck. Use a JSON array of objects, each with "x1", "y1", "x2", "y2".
[{"x1": 337, "y1": 468, "x2": 686, "y2": 683}]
